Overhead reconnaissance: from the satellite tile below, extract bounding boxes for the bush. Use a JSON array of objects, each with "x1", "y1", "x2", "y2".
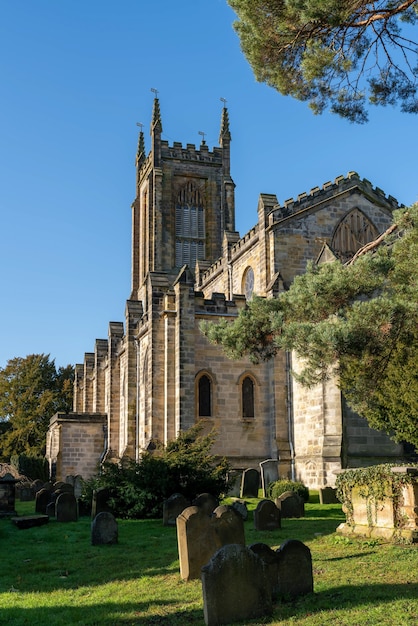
[
  {"x1": 81, "y1": 424, "x2": 231, "y2": 519},
  {"x1": 267, "y1": 479, "x2": 309, "y2": 502}
]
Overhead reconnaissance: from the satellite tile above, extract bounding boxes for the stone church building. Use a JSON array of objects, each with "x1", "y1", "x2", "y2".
[{"x1": 46, "y1": 97, "x2": 407, "y2": 488}]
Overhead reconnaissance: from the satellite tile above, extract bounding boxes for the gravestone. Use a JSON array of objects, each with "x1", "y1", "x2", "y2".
[
  {"x1": 226, "y1": 470, "x2": 241, "y2": 497},
  {"x1": 192, "y1": 493, "x2": 218, "y2": 516},
  {"x1": 201, "y1": 544, "x2": 272, "y2": 626},
  {"x1": 254, "y1": 499, "x2": 281, "y2": 531},
  {"x1": 259, "y1": 459, "x2": 279, "y2": 497},
  {"x1": 91, "y1": 487, "x2": 112, "y2": 518},
  {"x1": 35, "y1": 487, "x2": 52, "y2": 515},
  {"x1": 46, "y1": 501, "x2": 56, "y2": 517},
  {"x1": 177, "y1": 502, "x2": 247, "y2": 581},
  {"x1": 212, "y1": 505, "x2": 245, "y2": 546},
  {"x1": 163, "y1": 493, "x2": 190, "y2": 526},
  {"x1": 275, "y1": 539, "x2": 313, "y2": 599},
  {"x1": 91, "y1": 511, "x2": 118, "y2": 545},
  {"x1": 73, "y1": 475, "x2": 83, "y2": 499},
  {"x1": 31, "y1": 479, "x2": 44, "y2": 494},
  {"x1": 240, "y1": 468, "x2": 260, "y2": 498},
  {"x1": 177, "y1": 506, "x2": 217, "y2": 581},
  {"x1": 0, "y1": 473, "x2": 17, "y2": 517},
  {"x1": 319, "y1": 486, "x2": 340, "y2": 504},
  {"x1": 231, "y1": 499, "x2": 248, "y2": 521},
  {"x1": 249, "y1": 542, "x2": 281, "y2": 599},
  {"x1": 19, "y1": 482, "x2": 34, "y2": 502},
  {"x1": 275, "y1": 491, "x2": 305, "y2": 518},
  {"x1": 56, "y1": 492, "x2": 78, "y2": 522}
]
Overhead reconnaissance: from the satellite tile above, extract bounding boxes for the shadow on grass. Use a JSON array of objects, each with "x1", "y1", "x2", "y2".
[{"x1": 1, "y1": 582, "x2": 417, "y2": 626}]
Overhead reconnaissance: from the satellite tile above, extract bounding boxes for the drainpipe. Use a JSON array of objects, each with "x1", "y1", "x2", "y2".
[
  {"x1": 285, "y1": 351, "x2": 296, "y2": 481},
  {"x1": 135, "y1": 339, "x2": 140, "y2": 462}
]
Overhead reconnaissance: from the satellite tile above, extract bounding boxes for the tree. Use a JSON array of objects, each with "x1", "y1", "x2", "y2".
[
  {"x1": 227, "y1": 0, "x2": 418, "y2": 122},
  {"x1": 0, "y1": 354, "x2": 74, "y2": 459},
  {"x1": 202, "y1": 205, "x2": 418, "y2": 449}
]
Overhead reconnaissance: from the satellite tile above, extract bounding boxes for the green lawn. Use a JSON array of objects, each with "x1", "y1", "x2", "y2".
[{"x1": 0, "y1": 496, "x2": 417, "y2": 625}]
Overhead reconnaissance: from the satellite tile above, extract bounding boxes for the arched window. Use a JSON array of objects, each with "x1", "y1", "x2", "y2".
[
  {"x1": 332, "y1": 208, "x2": 379, "y2": 263},
  {"x1": 175, "y1": 181, "x2": 205, "y2": 268},
  {"x1": 242, "y1": 266, "x2": 254, "y2": 300},
  {"x1": 198, "y1": 374, "x2": 212, "y2": 417},
  {"x1": 242, "y1": 376, "x2": 255, "y2": 418}
]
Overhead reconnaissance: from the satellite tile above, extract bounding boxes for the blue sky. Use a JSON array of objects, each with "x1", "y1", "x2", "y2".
[{"x1": 1, "y1": 0, "x2": 417, "y2": 370}]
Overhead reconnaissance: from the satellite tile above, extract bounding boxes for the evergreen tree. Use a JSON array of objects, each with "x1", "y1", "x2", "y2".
[
  {"x1": 0, "y1": 354, "x2": 74, "y2": 459},
  {"x1": 202, "y1": 205, "x2": 418, "y2": 449},
  {"x1": 228, "y1": 0, "x2": 418, "y2": 122}
]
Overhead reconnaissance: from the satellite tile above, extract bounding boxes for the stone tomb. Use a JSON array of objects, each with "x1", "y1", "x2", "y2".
[
  {"x1": 201, "y1": 544, "x2": 272, "y2": 626},
  {"x1": 91, "y1": 511, "x2": 118, "y2": 545},
  {"x1": 177, "y1": 504, "x2": 245, "y2": 580},
  {"x1": 240, "y1": 468, "x2": 260, "y2": 498},
  {"x1": 253, "y1": 499, "x2": 281, "y2": 531}
]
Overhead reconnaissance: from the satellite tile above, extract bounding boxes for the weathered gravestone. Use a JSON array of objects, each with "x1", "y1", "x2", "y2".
[
  {"x1": 275, "y1": 491, "x2": 305, "y2": 518},
  {"x1": 254, "y1": 499, "x2": 281, "y2": 531},
  {"x1": 259, "y1": 459, "x2": 279, "y2": 497},
  {"x1": 240, "y1": 468, "x2": 260, "y2": 498},
  {"x1": 201, "y1": 544, "x2": 272, "y2": 626},
  {"x1": 226, "y1": 470, "x2": 241, "y2": 497},
  {"x1": 91, "y1": 511, "x2": 118, "y2": 545},
  {"x1": 319, "y1": 486, "x2": 340, "y2": 504},
  {"x1": 177, "y1": 505, "x2": 245, "y2": 581},
  {"x1": 249, "y1": 539, "x2": 313, "y2": 600},
  {"x1": 192, "y1": 493, "x2": 218, "y2": 517},
  {"x1": 163, "y1": 493, "x2": 190, "y2": 526},
  {"x1": 18, "y1": 482, "x2": 35, "y2": 502},
  {"x1": 35, "y1": 487, "x2": 52, "y2": 515},
  {"x1": 56, "y1": 492, "x2": 78, "y2": 522},
  {"x1": 0, "y1": 473, "x2": 17, "y2": 517},
  {"x1": 46, "y1": 501, "x2": 56, "y2": 517},
  {"x1": 31, "y1": 479, "x2": 44, "y2": 495}
]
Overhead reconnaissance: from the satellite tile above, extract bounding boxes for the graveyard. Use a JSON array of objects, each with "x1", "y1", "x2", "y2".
[{"x1": 0, "y1": 491, "x2": 417, "y2": 625}]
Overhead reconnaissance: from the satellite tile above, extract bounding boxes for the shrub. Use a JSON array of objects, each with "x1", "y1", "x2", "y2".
[
  {"x1": 267, "y1": 479, "x2": 309, "y2": 502},
  {"x1": 81, "y1": 424, "x2": 231, "y2": 519}
]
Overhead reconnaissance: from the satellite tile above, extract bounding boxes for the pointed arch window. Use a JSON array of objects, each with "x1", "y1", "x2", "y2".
[
  {"x1": 332, "y1": 209, "x2": 379, "y2": 263},
  {"x1": 175, "y1": 181, "x2": 205, "y2": 268},
  {"x1": 197, "y1": 373, "x2": 212, "y2": 418},
  {"x1": 242, "y1": 376, "x2": 255, "y2": 418}
]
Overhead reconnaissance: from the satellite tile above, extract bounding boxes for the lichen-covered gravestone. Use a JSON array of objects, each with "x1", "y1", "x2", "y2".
[
  {"x1": 91, "y1": 511, "x2": 118, "y2": 545},
  {"x1": 275, "y1": 491, "x2": 305, "y2": 518},
  {"x1": 254, "y1": 499, "x2": 281, "y2": 531},
  {"x1": 201, "y1": 544, "x2": 272, "y2": 626}
]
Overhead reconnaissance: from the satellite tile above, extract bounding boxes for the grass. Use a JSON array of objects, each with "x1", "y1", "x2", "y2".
[{"x1": 0, "y1": 494, "x2": 417, "y2": 625}]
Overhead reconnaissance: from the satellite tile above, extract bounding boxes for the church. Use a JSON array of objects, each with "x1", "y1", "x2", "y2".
[{"x1": 46, "y1": 97, "x2": 407, "y2": 488}]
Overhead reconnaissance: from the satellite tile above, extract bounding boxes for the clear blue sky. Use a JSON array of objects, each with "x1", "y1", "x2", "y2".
[{"x1": 1, "y1": 0, "x2": 417, "y2": 370}]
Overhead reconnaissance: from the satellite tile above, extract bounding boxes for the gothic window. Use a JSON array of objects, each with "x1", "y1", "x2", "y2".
[
  {"x1": 175, "y1": 181, "x2": 205, "y2": 268},
  {"x1": 242, "y1": 376, "x2": 255, "y2": 418},
  {"x1": 242, "y1": 266, "x2": 254, "y2": 300},
  {"x1": 197, "y1": 373, "x2": 212, "y2": 418},
  {"x1": 332, "y1": 209, "x2": 379, "y2": 263}
]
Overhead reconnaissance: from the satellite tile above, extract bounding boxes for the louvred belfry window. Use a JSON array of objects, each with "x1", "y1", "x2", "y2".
[
  {"x1": 175, "y1": 181, "x2": 205, "y2": 267},
  {"x1": 332, "y1": 208, "x2": 378, "y2": 263}
]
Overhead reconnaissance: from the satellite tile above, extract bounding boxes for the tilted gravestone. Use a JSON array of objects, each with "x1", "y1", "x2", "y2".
[
  {"x1": 91, "y1": 511, "x2": 118, "y2": 545},
  {"x1": 240, "y1": 468, "x2": 260, "y2": 498},
  {"x1": 259, "y1": 459, "x2": 279, "y2": 497},
  {"x1": 201, "y1": 544, "x2": 272, "y2": 626},
  {"x1": 254, "y1": 499, "x2": 281, "y2": 531},
  {"x1": 56, "y1": 492, "x2": 78, "y2": 522},
  {"x1": 275, "y1": 491, "x2": 305, "y2": 518},
  {"x1": 176, "y1": 504, "x2": 246, "y2": 581},
  {"x1": 163, "y1": 493, "x2": 190, "y2": 526}
]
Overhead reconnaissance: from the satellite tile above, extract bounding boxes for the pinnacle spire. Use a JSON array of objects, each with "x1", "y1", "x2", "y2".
[
  {"x1": 219, "y1": 98, "x2": 231, "y2": 145},
  {"x1": 136, "y1": 123, "x2": 145, "y2": 167},
  {"x1": 151, "y1": 88, "x2": 162, "y2": 134}
]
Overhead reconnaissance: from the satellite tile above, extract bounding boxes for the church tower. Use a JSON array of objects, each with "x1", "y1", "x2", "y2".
[{"x1": 130, "y1": 96, "x2": 236, "y2": 302}]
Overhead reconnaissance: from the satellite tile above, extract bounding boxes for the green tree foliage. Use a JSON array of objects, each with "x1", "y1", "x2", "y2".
[
  {"x1": 0, "y1": 354, "x2": 74, "y2": 459},
  {"x1": 202, "y1": 205, "x2": 418, "y2": 449},
  {"x1": 228, "y1": 0, "x2": 418, "y2": 122},
  {"x1": 81, "y1": 424, "x2": 231, "y2": 519}
]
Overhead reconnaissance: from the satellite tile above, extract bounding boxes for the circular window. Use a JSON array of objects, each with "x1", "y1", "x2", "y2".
[{"x1": 243, "y1": 267, "x2": 254, "y2": 300}]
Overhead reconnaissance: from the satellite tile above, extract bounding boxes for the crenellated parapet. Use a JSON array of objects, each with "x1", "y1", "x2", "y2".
[{"x1": 268, "y1": 172, "x2": 401, "y2": 225}]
